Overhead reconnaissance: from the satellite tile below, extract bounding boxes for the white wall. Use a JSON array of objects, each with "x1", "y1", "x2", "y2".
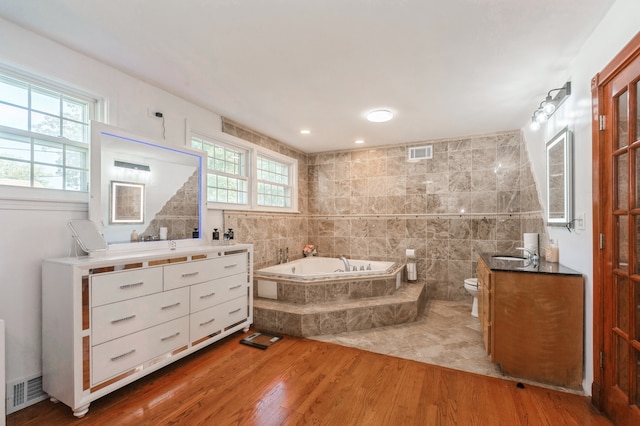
[
  {"x1": 522, "y1": 0, "x2": 640, "y2": 394},
  {"x1": 0, "y1": 17, "x2": 225, "y2": 391}
]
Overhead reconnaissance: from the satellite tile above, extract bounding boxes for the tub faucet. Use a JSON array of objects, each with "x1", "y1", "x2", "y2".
[
  {"x1": 339, "y1": 256, "x2": 350, "y2": 272},
  {"x1": 516, "y1": 247, "x2": 539, "y2": 267}
]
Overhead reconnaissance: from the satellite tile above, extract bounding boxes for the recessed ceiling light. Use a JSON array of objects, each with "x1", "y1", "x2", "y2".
[
  {"x1": 355, "y1": 139, "x2": 365, "y2": 144},
  {"x1": 300, "y1": 129, "x2": 311, "y2": 134},
  {"x1": 366, "y1": 109, "x2": 393, "y2": 123}
]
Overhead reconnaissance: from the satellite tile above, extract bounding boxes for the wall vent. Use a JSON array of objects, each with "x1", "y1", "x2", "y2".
[
  {"x1": 408, "y1": 145, "x2": 432, "y2": 161},
  {"x1": 6, "y1": 374, "x2": 47, "y2": 414}
]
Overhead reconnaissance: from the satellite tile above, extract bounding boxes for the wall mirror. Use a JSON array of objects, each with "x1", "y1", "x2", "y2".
[
  {"x1": 546, "y1": 128, "x2": 573, "y2": 227},
  {"x1": 110, "y1": 181, "x2": 145, "y2": 224},
  {"x1": 90, "y1": 122, "x2": 205, "y2": 248}
]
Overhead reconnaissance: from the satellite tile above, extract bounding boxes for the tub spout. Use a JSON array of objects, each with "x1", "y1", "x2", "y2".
[{"x1": 339, "y1": 256, "x2": 350, "y2": 272}]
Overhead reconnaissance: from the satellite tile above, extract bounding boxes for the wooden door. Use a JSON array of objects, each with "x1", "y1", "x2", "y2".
[{"x1": 593, "y1": 31, "x2": 640, "y2": 424}]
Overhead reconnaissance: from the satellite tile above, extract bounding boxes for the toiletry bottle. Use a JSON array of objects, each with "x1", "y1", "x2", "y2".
[
  {"x1": 212, "y1": 228, "x2": 219, "y2": 240},
  {"x1": 130, "y1": 229, "x2": 139, "y2": 242},
  {"x1": 192, "y1": 228, "x2": 199, "y2": 238},
  {"x1": 228, "y1": 228, "x2": 234, "y2": 240}
]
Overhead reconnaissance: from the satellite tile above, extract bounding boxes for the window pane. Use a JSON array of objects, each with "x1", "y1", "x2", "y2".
[
  {"x1": 618, "y1": 215, "x2": 629, "y2": 271},
  {"x1": 34, "y1": 164, "x2": 63, "y2": 189},
  {"x1": 62, "y1": 98, "x2": 85, "y2": 121},
  {"x1": 65, "y1": 168, "x2": 87, "y2": 191},
  {"x1": 63, "y1": 120, "x2": 87, "y2": 143},
  {"x1": 616, "y1": 334, "x2": 629, "y2": 394},
  {"x1": 66, "y1": 145, "x2": 88, "y2": 168},
  {"x1": 34, "y1": 140, "x2": 63, "y2": 165},
  {"x1": 0, "y1": 76, "x2": 28, "y2": 107},
  {"x1": 618, "y1": 90, "x2": 629, "y2": 149},
  {"x1": 0, "y1": 103, "x2": 28, "y2": 130},
  {"x1": 0, "y1": 158, "x2": 31, "y2": 186},
  {"x1": 32, "y1": 87, "x2": 60, "y2": 116},
  {"x1": 0, "y1": 133, "x2": 30, "y2": 161},
  {"x1": 616, "y1": 275, "x2": 630, "y2": 333},
  {"x1": 31, "y1": 111, "x2": 60, "y2": 137},
  {"x1": 616, "y1": 152, "x2": 629, "y2": 210}
]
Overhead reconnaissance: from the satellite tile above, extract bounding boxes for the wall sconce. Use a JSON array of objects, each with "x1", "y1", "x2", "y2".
[
  {"x1": 114, "y1": 160, "x2": 150, "y2": 172},
  {"x1": 529, "y1": 82, "x2": 571, "y2": 131}
]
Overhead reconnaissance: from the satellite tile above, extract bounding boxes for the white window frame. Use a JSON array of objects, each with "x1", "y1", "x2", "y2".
[
  {"x1": 190, "y1": 130, "x2": 298, "y2": 213},
  {"x1": 0, "y1": 66, "x2": 100, "y2": 203}
]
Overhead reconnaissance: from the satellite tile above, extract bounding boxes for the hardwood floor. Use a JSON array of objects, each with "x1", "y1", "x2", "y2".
[{"x1": 8, "y1": 330, "x2": 612, "y2": 425}]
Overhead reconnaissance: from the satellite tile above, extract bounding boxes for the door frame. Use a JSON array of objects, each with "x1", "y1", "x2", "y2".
[{"x1": 591, "y1": 30, "x2": 640, "y2": 410}]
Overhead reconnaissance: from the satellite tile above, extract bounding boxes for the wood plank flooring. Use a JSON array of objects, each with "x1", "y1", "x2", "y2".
[{"x1": 7, "y1": 330, "x2": 612, "y2": 425}]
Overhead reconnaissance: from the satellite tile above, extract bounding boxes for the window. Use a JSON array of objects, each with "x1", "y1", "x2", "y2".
[
  {"x1": 192, "y1": 135, "x2": 249, "y2": 206},
  {"x1": 191, "y1": 132, "x2": 297, "y2": 212},
  {"x1": 257, "y1": 155, "x2": 292, "y2": 208},
  {"x1": 0, "y1": 71, "x2": 94, "y2": 194}
]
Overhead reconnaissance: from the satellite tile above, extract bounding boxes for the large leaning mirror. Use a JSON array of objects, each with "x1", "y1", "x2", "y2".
[
  {"x1": 89, "y1": 122, "x2": 205, "y2": 248},
  {"x1": 546, "y1": 127, "x2": 573, "y2": 227}
]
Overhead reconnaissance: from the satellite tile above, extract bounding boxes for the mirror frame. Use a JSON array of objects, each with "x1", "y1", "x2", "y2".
[
  {"x1": 89, "y1": 121, "x2": 206, "y2": 251},
  {"x1": 545, "y1": 127, "x2": 573, "y2": 227}
]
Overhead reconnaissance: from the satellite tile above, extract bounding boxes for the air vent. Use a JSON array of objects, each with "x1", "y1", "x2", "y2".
[
  {"x1": 408, "y1": 145, "x2": 432, "y2": 161},
  {"x1": 6, "y1": 374, "x2": 47, "y2": 414}
]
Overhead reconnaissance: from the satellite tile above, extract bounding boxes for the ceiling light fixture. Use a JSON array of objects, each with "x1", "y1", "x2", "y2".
[
  {"x1": 529, "y1": 82, "x2": 571, "y2": 131},
  {"x1": 366, "y1": 109, "x2": 394, "y2": 123},
  {"x1": 300, "y1": 129, "x2": 311, "y2": 134},
  {"x1": 355, "y1": 139, "x2": 365, "y2": 144}
]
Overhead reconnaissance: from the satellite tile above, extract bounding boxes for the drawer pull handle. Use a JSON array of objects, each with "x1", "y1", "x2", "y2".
[
  {"x1": 181, "y1": 272, "x2": 199, "y2": 278},
  {"x1": 161, "y1": 332, "x2": 180, "y2": 342},
  {"x1": 110, "y1": 348, "x2": 135, "y2": 361},
  {"x1": 161, "y1": 302, "x2": 181, "y2": 310},
  {"x1": 111, "y1": 314, "x2": 136, "y2": 324},
  {"x1": 199, "y1": 318, "x2": 215, "y2": 326},
  {"x1": 119, "y1": 281, "x2": 143, "y2": 289},
  {"x1": 229, "y1": 285, "x2": 242, "y2": 290},
  {"x1": 200, "y1": 292, "x2": 216, "y2": 299},
  {"x1": 224, "y1": 264, "x2": 238, "y2": 269},
  {"x1": 229, "y1": 308, "x2": 241, "y2": 315}
]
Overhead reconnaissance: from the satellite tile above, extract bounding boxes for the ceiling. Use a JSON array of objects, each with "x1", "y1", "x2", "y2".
[{"x1": 0, "y1": 0, "x2": 615, "y2": 153}]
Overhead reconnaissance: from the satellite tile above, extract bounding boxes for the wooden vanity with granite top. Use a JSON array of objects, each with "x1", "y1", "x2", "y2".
[{"x1": 477, "y1": 253, "x2": 584, "y2": 389}]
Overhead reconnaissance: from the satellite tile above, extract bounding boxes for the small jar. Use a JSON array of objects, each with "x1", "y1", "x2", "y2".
[
  {"x1": 130, "y1": 230, "x2": 139, "y2": 242},
  {"x1": 546, "y1": 239, "x2": 559, "y2": 263}
]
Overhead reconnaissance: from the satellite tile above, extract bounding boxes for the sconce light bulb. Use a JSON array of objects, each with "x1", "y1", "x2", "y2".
[
  {"x1": 535, "y1": 109, "x2": 548, "y2": 123},
  {"x1": 542, "y1": 97, "x2": 556, "y2": 115},
  {"x1": 530, "y1": 118, "x2": 540, "y2": 131}
]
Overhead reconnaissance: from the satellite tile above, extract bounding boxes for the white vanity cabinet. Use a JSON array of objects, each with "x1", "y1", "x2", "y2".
[{"x1": 42, "y1": 245, "x2": 253, "y2": 418}]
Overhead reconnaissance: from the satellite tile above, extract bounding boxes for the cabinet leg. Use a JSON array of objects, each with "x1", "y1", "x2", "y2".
[
  {"x1": 243, "y1": 326, "x2": 250, "y2": 332},
  {"x1": 49, "y1": 397, "x2": 59, "y2": 403},
  {"x1": 73, "y1": 404, "x2": 90, "y2": 418}
]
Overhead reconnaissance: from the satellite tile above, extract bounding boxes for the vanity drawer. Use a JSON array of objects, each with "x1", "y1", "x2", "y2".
[
  {"x1": 91, "y1": 287, "x2": 189, "y2": 345},
  {"x1": 92, "y1": 316, "x2": 189, "y2": 385},
  {"x1": 189, "y1": 296, "x2": 247, "y2": 342},
  {"x1": 164, "y1": 254, "x2": 247, "y2": 290},
  {"x1": 190, "y1": 273, "x2": 247, "y2": 313},
  {"x1": 91, "y1": 267, "x2": 163, "y2": 307}
]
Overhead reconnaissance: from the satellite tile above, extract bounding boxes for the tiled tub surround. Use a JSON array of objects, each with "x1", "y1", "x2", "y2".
[
  {"x1": 253, "y1": 262, "x2": 427, "y2": 336},
  {"x1": 222, "y1": 121, "x2": 548, "y2": 302}
]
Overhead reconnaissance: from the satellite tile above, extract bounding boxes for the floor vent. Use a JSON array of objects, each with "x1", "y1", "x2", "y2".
[
  {"x1": 6, "y1": 374, "x2": 47, "y2": 414},
  {"x1": 408, "y1": 145, "x2": 433, "y2": 161}
]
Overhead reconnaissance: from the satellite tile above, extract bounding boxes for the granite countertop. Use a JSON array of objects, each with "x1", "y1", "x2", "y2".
[{"x1": 479, "y1": 253, "x2": 582, "y2": 276}]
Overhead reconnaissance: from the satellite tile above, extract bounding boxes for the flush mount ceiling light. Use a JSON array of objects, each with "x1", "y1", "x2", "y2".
[
  {"x1": 529, "y1": 82, "x2": 571, "y2": 131},
  {"x1": 366, "y1": 109, "x2": 394, "y2": 123},
  {"x1": 300, "y1": 129, "x2": 311, "y2": 134},
  {"x1": 355, "y1": 139, "x2": 365, "y2": 144}
]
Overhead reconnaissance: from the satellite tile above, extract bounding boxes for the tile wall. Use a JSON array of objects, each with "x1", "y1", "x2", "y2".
[{"x1": 222, "y1": 119, "x2": 547, "y2": 301}]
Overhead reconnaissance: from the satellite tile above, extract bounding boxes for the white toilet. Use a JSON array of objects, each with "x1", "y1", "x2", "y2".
[{"x1": 464, "y1": 278, "x2": 479, "y2": 317}]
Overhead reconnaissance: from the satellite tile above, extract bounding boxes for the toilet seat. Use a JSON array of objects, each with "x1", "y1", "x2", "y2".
[{"x1": 464, "y1": 278, "x2": 478, "y2": 290}]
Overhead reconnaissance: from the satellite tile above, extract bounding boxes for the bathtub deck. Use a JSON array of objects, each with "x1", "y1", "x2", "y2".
[{"x1": 253, "y1": 282, "x2": 426, "y2": 336}]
